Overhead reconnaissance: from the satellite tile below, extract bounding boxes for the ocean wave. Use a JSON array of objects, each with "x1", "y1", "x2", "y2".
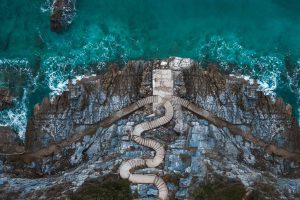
[
  {"x1": 0, "y1": 58, "x2": 36, "y2": 138},
  {"x1": 229, "y1": 74, "x2": 276, "y2": 97},
  {"x1": 0, "y1": 58, "x2": 29, "y2": 67},
  {"x1": 285, "y1": 59, "x2": 300, "y2": 123},
  {"x1": 40, "y1": 33, "x2": 130, "y2": 98},
  {"x1": 1, "y1": 32, "x2": 300, "y2": 139},
  {"x1": 71, "y1": 74, "x2": 97, "y2": 85},
  {"x1": 39, "y1": 33, "x2": 131, "y2": 99},
  {"x1": 199, "y1": 35, "x2": 300, "y2": 124},
  {"x1": 199, "y1": 35, "x2": 283, "y2": 93},
  {"x1": 0, "y1": 89, "x2": 28, "y2": 139}
]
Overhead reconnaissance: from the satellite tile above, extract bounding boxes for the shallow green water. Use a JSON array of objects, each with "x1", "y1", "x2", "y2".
[{"x1": 0, "y1": 0, "x2": 300, "y2": 136}]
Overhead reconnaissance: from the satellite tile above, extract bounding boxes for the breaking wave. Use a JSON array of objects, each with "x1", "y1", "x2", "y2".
[
  {"x1": 198, "y1": 35, "x2": 300, "y2": 123},
  {"x1": 1, "y1": 34, "x2": 300, "y2": 139},
  {"x1": 0, "y1": 89, "x2": 28, "y2": 139}
]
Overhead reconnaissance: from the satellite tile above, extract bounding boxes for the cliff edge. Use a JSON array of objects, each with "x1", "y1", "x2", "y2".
[{"x1": 0, "y1": 57, "x2": 300, "y2": 200}]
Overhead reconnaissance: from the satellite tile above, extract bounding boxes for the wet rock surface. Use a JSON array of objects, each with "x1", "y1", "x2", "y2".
[
  {"x1": 50, "y1": 0, "x2": 76, "y2": 32},
  {"x1": 0, "y1": 57, "x2": 300, "y2": 199},
  {"x1": 0, "y1": 89, "x2": 13, "y2": 110}
]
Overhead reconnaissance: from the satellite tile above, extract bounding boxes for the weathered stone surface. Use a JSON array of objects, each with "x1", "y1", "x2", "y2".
[
  {"x1": 1, "y1": 57, "x2": 300, "y2": 199},
  {"x1": 50, "y1": 0, "x2": 76, "y2": 32},
  {"x1": 0, "y1": 89, "x2": 13, "y2": 110},
  {"x1": 25, "y1": 63, "x2": 148, "y2": 151},
  {"x1": 182, "y1": 64, "x2": 300, "y2": 151},
  {"x1": 0, "y1": 126, "x2": 24, "y2": 154}
]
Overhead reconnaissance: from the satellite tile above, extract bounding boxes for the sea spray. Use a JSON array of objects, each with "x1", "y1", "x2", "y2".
[{"x1": 0, "y1": 89, "x2": 28, "y2": 139}]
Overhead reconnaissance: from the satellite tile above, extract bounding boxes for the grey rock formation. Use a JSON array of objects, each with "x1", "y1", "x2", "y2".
[
  {"x1": 0, "y1": 126, "x2": 24, "y2": 154},
  {"x1": 0, "y1": 57, "x2": 300, "y2": 199}
]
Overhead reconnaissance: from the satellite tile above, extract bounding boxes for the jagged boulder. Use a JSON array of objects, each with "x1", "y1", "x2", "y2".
[
  {"x1": 0, "y1": 89, "x2": 13, "y2": 110},
  {"x1": 50, "y1": 0, "x2": 76, "y2": 32}
]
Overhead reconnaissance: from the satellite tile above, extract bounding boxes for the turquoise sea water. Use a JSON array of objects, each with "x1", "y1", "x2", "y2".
[{"x1": 0, "y1": 0, "x2": 300, "y2": 137}]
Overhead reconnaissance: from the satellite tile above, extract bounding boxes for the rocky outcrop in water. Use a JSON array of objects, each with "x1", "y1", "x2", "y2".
[
  {"x1": 50, "y1": 0, "x2": 76, "y2": 32},
  {"x1": 0, "y1": 89, "x2": 13, "y2": 110},
  {"x1": 0, "y1": 57, "x2": 300, "y2": 199}
]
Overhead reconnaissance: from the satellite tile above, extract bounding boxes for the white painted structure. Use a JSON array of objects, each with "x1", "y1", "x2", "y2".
[{"x1": 152, "y1": 69, "x2": 173, "y2": 111}]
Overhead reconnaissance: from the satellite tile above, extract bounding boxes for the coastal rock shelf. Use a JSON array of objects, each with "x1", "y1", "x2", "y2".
[{"x1": 0, "y1": 57, "x2": 300, "y2": 199}]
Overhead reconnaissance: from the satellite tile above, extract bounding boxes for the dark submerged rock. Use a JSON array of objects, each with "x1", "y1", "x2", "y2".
[{"x1": 50, "y1": 0, "x2": 76, "y2": 32}]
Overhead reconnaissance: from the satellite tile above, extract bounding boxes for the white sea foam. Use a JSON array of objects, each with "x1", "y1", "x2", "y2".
[
  {"x1": 0, "y1": 90, "x2": 28, "y2": 139},
  {"x1": 40, "y1": 0, "x2": 51, "y2": 13},
  {"x1": 71, "y1": 74, "x2": 97, "y2": 85},
  {"x1": 40, "y1": 30, "x2": 129, "y2": 100},
  {"x1": 0, "y1": 58, "x2": 37, "y2": 138},
  {"x1": 0, "y1": 58, "x2": 29, "y2": 67},
  {"x1": 49, "y1": 74, "x2": 97, "y2": 100},
  {"x1": 210, "y1": 36, "x2": 300, "y2": 125},
  {"x1": 200, "y1": 35, "x2": 283, "y2": 99},
  {"x1": 232, "y1": 75, "x2": 255, "y2": 85},
  {"x1": 230, "y1": 74, "x2": 276, "y2": 97}
]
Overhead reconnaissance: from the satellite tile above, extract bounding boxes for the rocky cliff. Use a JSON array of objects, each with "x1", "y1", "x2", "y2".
[{"x1": 0, "y1": 57, "x2": 300, "y2": 200}]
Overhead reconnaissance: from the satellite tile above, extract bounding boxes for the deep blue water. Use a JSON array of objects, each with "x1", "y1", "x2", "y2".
[{"x1": 0, "y1": 0, "x2": 300, "y2": 137}]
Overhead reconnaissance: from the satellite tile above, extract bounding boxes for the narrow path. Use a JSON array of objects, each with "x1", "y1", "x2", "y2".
[
  {"x1": 119, "y1": 99, "x2": 173, "y2": 200},
  {"x1": 2, "y1": 95, "x2": 300, "y2": 164},
  {"x1": 0, "y1": 96, "x2": 162, "y2": 159},
  {"x1": 1, "y1": 94, "x2": 300, "y2": 200},
  {"x1": 2, "y1": 96, "x2": 300, "y2": 164}
]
